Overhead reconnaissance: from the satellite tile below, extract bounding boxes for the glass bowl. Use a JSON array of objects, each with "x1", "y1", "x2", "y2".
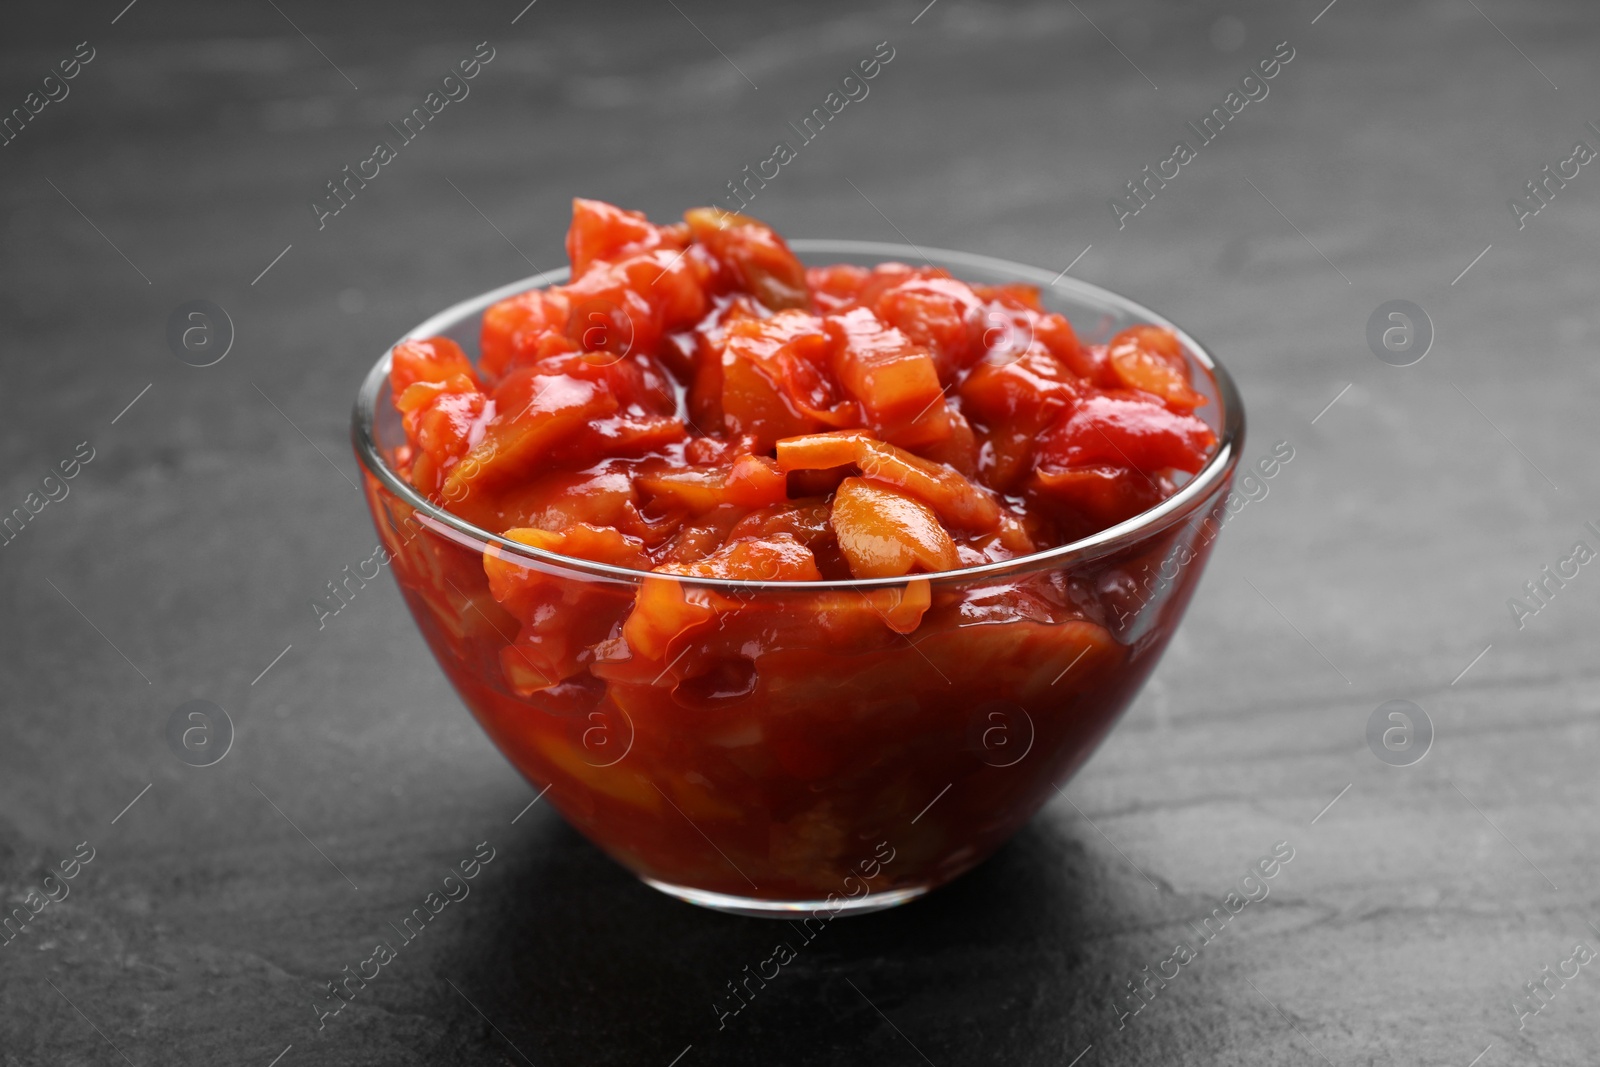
[{"x1": 351, "y1": 240, "x2": 1244, "y2": 917}]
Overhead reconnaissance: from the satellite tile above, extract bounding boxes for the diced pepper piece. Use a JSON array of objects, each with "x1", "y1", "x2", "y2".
[
  {"x1": 488, "y1": 463, "x2": 645, "y2": 537},
  {"x1": 1076, "y1": 343, "x2": 1118, "y2": 389},
  {"x1": 545, "y1": 414, "x2": 687, "y2": 467},
  {"x1": 724, "y1": 500, "x2": 843, "y2": 576},
  {"x1": 976, "y1": 406, "x2": 1055, "y2": 495},
  {"x1": 442, "y1": 374, "x2": 617, "y2": 501},
  {"x1": 685, "y1": 208, "x2": 811, "y2": 311},
  {"x1": 486, "y1": 525, "x2": 649, "y2": 608},
  {"x1": 635, "y1": 453, "x2": 788, "y2": 512},
  {"x1": 775, "y1": 430, "x2": 1000, "y2": 531},
  {"x1": 483, "y1": 526, "x2": 646, "y2": 692},
  {"x1": 825, "y1": 308, "x2": 948, "y2": 444},
  {"x1": 720, "y1": 347, "x2": 818, "y2": 448},
  {"x1": 394, "y1": 372, "x2": 491, "y2": 497},
  {"x1": 1039, "y1": 394, "x2": 1216, "y2": 474},
  {"x1": 682, "y1": 295, "x2": 762, "y2": 431},
  {"x1": 830, "y1": 477, "x2": 960, "y2": 578},
  {"x1": 855, "y1": 263, "x2": 949, "y2": 307},
  {"x1": 725, "y1": 309, "x2": 832, "y2": 372},
  {"x1": 661, "y1": 534, "x2": 824, "y2": 582},
  {"x1": 621, "y1": 536, "x2": 823, "y2": 660},
  {"x1": 1107, "y1": 325, "x2": 1205, "y2": 410},
  {"x1": 726, "y1": 500, "x2": 833, "y2": 545},
  {"x1": 650, "y1": 506, "x2": 749, "y2": 568},
  {"x1": 914, "y1": 405, "x2": 979, "y2": 478},
  {"x1": 614, "y1": 248, "x2": 710, "y2": 334},
  {"x1": 622, "y1": 579, "x2": 717, "y2": 662},
  {"x1": 959, "y1": 344, "x2": 1087, "y2": 493}
]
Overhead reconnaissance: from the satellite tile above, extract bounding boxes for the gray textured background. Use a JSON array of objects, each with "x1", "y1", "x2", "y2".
[{"x1": 3, "y1": 0, "x2": 1598, "y2": 1064}]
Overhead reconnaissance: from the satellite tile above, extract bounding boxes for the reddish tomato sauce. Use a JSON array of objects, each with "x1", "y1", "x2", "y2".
[
  {"x1": 372, "y1": 200, "x2": 1223, "y2": 903},
  {"x1": 393, "y1": 200, "x2": 1214, "y2": 576}
]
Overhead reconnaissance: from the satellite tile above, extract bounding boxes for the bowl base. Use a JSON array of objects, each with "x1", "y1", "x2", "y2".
[{"x1": 641, "y1": 877, "x2": 927, "y2": 918}]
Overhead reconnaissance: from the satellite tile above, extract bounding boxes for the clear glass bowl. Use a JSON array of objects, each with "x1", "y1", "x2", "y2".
[{"x1": 351, "y1": 240, "x2": 1244, "y2": 917}]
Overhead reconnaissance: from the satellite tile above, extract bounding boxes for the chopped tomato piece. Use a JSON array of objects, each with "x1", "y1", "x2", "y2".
[
  {"x1": 976, "y1": 406, "x2": 1055, "y2": 495},
  {"x1": 973, "y1": 282, "x2": 1044, "y2": 311},
  {"x1": 873, "y1": 276, "x2": 987, "y2": 380},
  {"x1": 557, "y1": 249, "x2": 710, "y2": 363},
  {"x1": 1034, "y1": 312, "x2": 1086, "y2": 374},
  {"x1": 567, "y1": 198, "x2": 682, "y2": 278},
  {"x1": 958, "y1": 346, "x2": 1078, "y2": 424},
  {"x1": 1031, "y1": 464, "x2": 1174, "y2": 531},
  {"x1": 854, "y1": 263, "x2": 948, "y2": 307},
  {"x1": 393, "y1": 372, "x2": 490, "y2": 497},
  {"x1": 1039, "y1": 394, "x2": 1215, "y2": 474},
  {"x1": 715, "y1": 311, "x2": 843, "y2": 448},
  {"x1": 488, "y1": 465, "x2": 644, "y2": 538},
  {"x1": 546, "y1": 414, "x2": 688, "y2": 466},
  {"x1": 806, "y1": 263, "x2": 870, "y2": 312},
  {"x1": 478, "y1": 289, "x2": 575, "y2": 379},
  {"x1": 392, "y1": 337, "x2": 479, "y2": 395}
]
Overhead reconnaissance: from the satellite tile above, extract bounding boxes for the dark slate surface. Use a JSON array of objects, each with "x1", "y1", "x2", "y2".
[{"x1": 3, "y1": 0, "x2": 1598, "y2": 1063}]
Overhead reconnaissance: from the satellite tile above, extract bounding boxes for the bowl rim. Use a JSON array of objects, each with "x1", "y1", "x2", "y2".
[{"x1": 351, "y1": 238, "x2": 1246, "y2": 590}]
